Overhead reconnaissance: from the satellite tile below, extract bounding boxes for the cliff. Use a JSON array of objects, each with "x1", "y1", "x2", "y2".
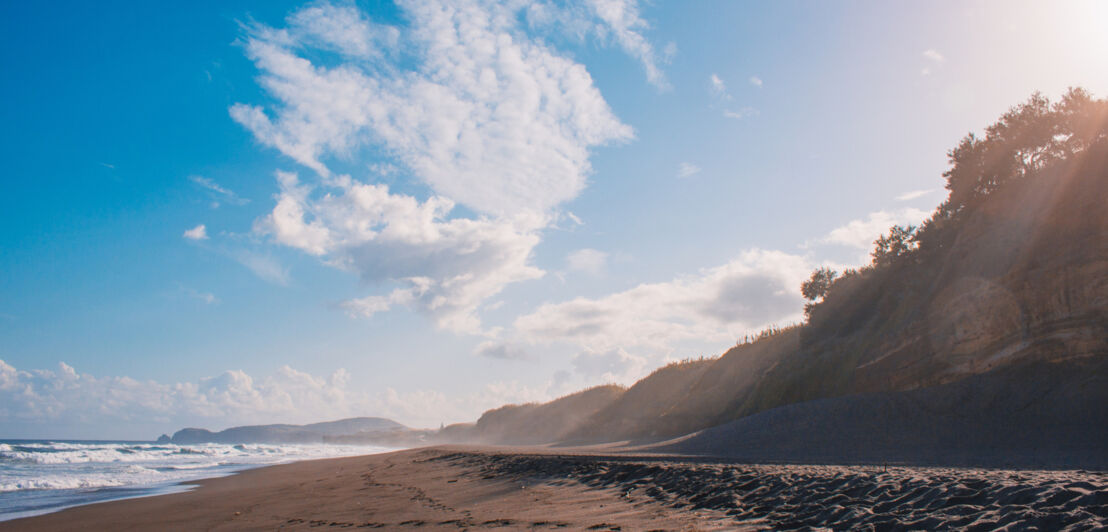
[
  {"x1": 661, "y1": 357, "x2": 1108, "y2": 469},
  {"x1": 457, "y1": 92, "x2": 1108, "y2": 466}
]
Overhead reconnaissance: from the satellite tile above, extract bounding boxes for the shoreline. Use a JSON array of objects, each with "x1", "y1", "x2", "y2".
[
  {"x1": 0, "y1": 446, "x2": 733, "y2": 531},
  {"x1": 0, "y1": 479, "x2": 199, "y2": 523},
  {"x1": 2, "y1": 445, "x2": 1105, "y2": 530},
  {"x1": 0, "y1": 441, "x2": 395, "y2": 523}
]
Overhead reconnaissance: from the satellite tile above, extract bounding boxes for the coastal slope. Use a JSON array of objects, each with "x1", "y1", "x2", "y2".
[
  {"x1": 451, "y1": 94, "x2": 1108, "y2": 469},
  {"x1": 659, "y1": 357, "x2": 1108, "y2": 469}
]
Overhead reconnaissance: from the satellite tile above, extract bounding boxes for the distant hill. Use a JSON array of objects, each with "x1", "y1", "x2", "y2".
[
  {"x1": 158, "y1": 417, "x2": 412, "y2": 445},
  {"x1": 434, "y1": 385, "x2": 626, "y2": 445},
  {"x1": 469, "y1": 385, "x2": 625, "y2": 444}
]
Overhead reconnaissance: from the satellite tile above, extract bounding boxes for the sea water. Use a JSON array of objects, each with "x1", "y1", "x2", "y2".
[{"x1": 0, "y1": 439, "x2": 389, "y2": 521}]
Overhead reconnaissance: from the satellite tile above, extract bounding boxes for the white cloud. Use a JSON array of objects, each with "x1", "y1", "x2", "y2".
[
  {"x1": 288, "y1": 2, "x2": 399, "y2": 58},
  {"x1": 820, "y1": 207, "x2": 932, "y2": 250},
  {"x1": 572, "y1": 348, "x2": 646, "y2": 384},
  {"x1": 474, "y1": 340, "x2": 529, "y2": 360},
  {"x1": 922, "y1": 49, "x2": 945, "y2": 63},
  {"x1": 677, "y1": 162, "x2": 702, "y2": 179},
  {"x1": 921, "y1": 49, "x2": 945, "y2": 76},
  {"x1": 565, "y1": 248, "x2": 608, "y2": 275},
  {"x1": 581, "y1": 0, "x2": 670, "y2": 89},
  {"x1": 513, "y1": 249, "x2": 810, "y2": 354},
  {"x1": 723, "y1": 107, "x2": 758, "y2": 120},
  {"x1": 0, "y1": 359, "x2": 560, "y2": 434},
  {"x1": 0, "y1": 360, "x2": 367, "y2": 429},
  {"x1": 749, "y1": 75, "x2": 762, "y2": 87},
  {"x1": 190, "y1": 176, "x2": 248, "y2": 207},
  {"x1": 709, "y1": 73, "x2": 728, "y2": 97},
  {"x1": 895, "y1": 188, "x2": 936, "y2": 201},
  {"x1": 232, "y1": 0, "x2": 633, "y2": 216},
  {"x1": 258, "y1": 171, "x2": 544, "y2": 332},
  {"x1": 710, "y1": 74, "x2": 758, "y2": 119},
  {"x1": 228, "y1": 1, "x2": 655, "y2": 332},
  {"x1": 662, "y1": 41, "x2": 677, "y2": 62},
  {"x1": 231, "y1": 249, "x2": 290, "y2": 286},
  {"x1": 230, "y1": 1, "x2": 654, "y2": 332},
  {"x1": 182, "y1": 286, "x2": 219, "y2": 305},
  {"x1": 183, "y1": 224, "x2": 209, "y2": 240},
  {"x1": 516, "y1": 0, "x2": 670, "y2": 89},
  {"x1": 710, "y1": 73, "x2": 725, "y2": 92}
]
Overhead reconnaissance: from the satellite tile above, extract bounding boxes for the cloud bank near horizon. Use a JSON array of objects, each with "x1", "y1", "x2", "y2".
[{"x1": 0, "y1": 359, "x2": 551, "y2": 438}]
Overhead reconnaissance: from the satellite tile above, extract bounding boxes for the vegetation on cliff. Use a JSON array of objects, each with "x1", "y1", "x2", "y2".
[{"x1": 803, "y1": 88, "x2": 1108, "y2": 321}]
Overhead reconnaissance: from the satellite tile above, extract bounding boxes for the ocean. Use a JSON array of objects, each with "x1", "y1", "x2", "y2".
[{"x1": 0, "y1": 439, "x2": 390, "y2": 521}]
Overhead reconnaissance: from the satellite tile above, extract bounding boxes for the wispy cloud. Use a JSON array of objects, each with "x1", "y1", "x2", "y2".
[
  {"x1": 572, "y1": 348, "x2": 646, "y2": 384},
  {"x1": 709, "y1": 73, "x2": 729, "y2": 99},
  {"x1": 0, "y1": 360, "x2": 368, "y2": 430},
  {"x1": 709, "y1": 73, "x2": 758, "y2": 120},
  {"x1": 0, "y1": 358, "x2": 562, "y2": 432},
  {"x1": 749, "y1": 75, "x2": 763, "y2": 87},
  {"x1": 288, "y1": 2, "x2": 399, "y2": 58},
  {"x1": 183, "y1": 224, "x2": 209, "y2": 241},
  {"x1": 582, "y1": 0, "x2": 671, "y2": 89},
  {"x1": 895, "y1": 188, "x2": 936, "y2": 201},
  {"x1": 566, "y1": 248, "x2": 609, "y2": 275},
  {"x1": 475, "y1": 340, "x2": 530, "y2": 361},
  {"x1": 921, "y1": 49, "x2": 945, "y2": 76},
  {"x1": 677, "y1": 162, "x2": 702, "y2": 179},
  {"x1": 512, "y1": 249, "x2": 810, "y2": 356},
  {"x1": 922, "y1": 49, "x2": 945, "y2": 63},
  {"x1": 190, "y1": 175, "x2": 248, "y2": 207},
  {"x1": 819, "y1": 208, "x2": 931, "y2": 251},
  {"x1": 259, "y1": 171, "x2": 544, "y2": 332},
  {"x1": 181, "y1": 286, "x2": 219, "y2": 305},
  {"x1": 231, "y1": 249, "x2": 289, "y2": 286},
  {"x1": 723, "y1": 107, "x2": 759, "y2": 120}
]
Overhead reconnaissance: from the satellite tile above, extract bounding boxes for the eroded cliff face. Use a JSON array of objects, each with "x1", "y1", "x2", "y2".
[
  {"x1": 466, "y1": 144, "x2": 1107, "y2": 446},
  {"x1": 669, "y1": 144, "x2": 1108, "y2": 435},
  {"x1": 849, "y1": 145, "x2": 1108, "y2": 394}
]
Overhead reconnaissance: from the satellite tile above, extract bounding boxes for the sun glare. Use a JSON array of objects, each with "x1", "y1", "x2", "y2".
[{"x1": 1066, "y1": 1, "x2": 1108, "y2": 60}]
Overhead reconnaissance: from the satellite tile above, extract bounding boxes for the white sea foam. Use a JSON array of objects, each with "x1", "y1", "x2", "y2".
[
  {"x1": 0, "y1": 465, "x2": 162, "y2": 492},
  {"x1": 0, "y1": 440, "x2": 387, "y2": 496}
]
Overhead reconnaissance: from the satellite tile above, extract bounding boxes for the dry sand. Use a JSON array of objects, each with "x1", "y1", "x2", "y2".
[{"x1": 3, "y1": 446, "x2": 1106, "y2": 531}]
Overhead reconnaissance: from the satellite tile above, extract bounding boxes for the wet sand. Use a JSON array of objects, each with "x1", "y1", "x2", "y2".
[{"x1": 3, "y1": 446, "x2": 1106, "y2": 531}]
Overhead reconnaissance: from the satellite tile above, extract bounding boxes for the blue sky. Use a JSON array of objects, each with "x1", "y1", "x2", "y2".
[{"x1": 2, "y1": 0, "x2": 1106, "y2": 439}]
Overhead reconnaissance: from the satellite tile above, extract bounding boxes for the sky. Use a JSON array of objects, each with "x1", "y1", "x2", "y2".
[{"x1": 2, "y1": 0, "x2": 1107, "y2": 439}]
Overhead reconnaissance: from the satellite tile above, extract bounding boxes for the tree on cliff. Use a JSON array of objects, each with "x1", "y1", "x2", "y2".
[
  {"x1": 871, "y1": 224, "x2": 917, "y2": 267},
  {"x1": 803, "y1": 87, "x2": 1107, "y2": 324},
  {"x1": 941, "y1": 88, "x2": 1108, "y2": 216},
  {"x1": 801, "y1": 267, "x2": 838, "y2": 317},
  {"x1": 801, "y1": 267, "x2": 838, "y2": 302}
]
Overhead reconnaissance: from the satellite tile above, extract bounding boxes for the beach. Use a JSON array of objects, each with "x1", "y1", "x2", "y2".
[{"x1": 2, "y1": 446, "x2": 1105, "y2": 531}]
